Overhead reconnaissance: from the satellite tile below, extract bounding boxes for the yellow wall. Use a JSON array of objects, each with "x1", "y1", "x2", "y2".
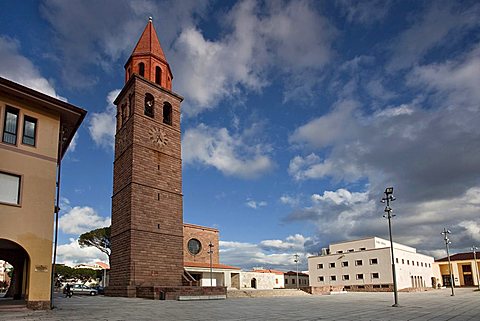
[{"x1": 0, "y1": 98, "x2": 60, "y2": 305}]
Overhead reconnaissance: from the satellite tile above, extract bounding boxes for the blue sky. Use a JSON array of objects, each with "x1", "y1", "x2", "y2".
[{"x1": 1, "y1": 0, "x2": 479, "y2": 271}]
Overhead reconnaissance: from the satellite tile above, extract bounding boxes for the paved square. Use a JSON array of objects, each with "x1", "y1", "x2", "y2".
[{"x1": 2, "y1": 289, "x2": 479, "y2": 321}]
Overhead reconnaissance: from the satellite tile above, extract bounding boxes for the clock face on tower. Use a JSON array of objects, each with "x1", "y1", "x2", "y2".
[{"x1": 148, "y1": 127, "x2": 168, "y2": 148}]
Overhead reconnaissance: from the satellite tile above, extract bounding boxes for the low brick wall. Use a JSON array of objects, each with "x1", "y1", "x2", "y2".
[
  {"x1": 308, "y1": 284, "x2": 394, "y2": 294},
  {"x1": 308, "y1": 286, "x2": 345, "y2": 295},
  {"x1": 346, "y1": 284, "x2": 393, "y2": 292},
  {"x1": 137, "y1": 286, "x2": 227, "y2": 300}
]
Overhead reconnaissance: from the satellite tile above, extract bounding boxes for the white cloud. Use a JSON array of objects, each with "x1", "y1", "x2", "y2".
[
  {"x1": 289, "y1": 99, "x2": 359, "y2": 149},
  {"x1": 288, "y1": 153, "x2": 362, "y2": 183},
  {"x1": 40, "y1": 0, "x2": 208, "y2": 88},
  {"x1": 336, "y1": 0, "x2": 392, "y2": 25},
  {"x1": 284, "y1": 189, "x2": 378, "y2": 247},
  {"x1": 365, "y1": 78, "x2": 397, "y2": 101},
  {"x1": 0, "y1": 36, "x2": 63, "y2": 99},
  {"x1": 173, "y1": 0, "x2": 336, "y2": 115},
  {"x1": 260, "y1": 234, "x2": 310, "y2": 251},
  {"x1": 246, "y1": 199, "x2": 267, "y2": 209},
  {"x1": 374, "y1": 104, "x2": 414, "y2": 118},
  {"x1": 56, "y1": 238, "x2": 108, "y2": 266},
  {"x1": 408, "y1": 43, "x2": 480, "y2": 109},
  {"x1": 457, "y1": 221, "x2": 480, "y2": 242},
  {"x1": 220, "y1": 234, "x2": 312, "y2": 270},
  {"x1": 88, "y1": 89, "x2": 120, "y2": 150},
  {"x1": 59, "y1": 206, "x2": 111, "y2": 235},
  {"x1": 311, "y1": 189, "x2": 369, "y2": 205},
  {"x1": 279, "y1": 195, "x2": 299, "y2": 207},
  {"x1": 387, "y1": 2, "x2": 480, "y2": 71},
  {"x1": 182, "y1": 123, "x2": 274, "y2": 179}
]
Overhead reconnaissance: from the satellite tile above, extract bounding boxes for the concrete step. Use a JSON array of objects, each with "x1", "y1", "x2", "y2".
[
  {"x1": 178, "y1": 295, "x2": 226, "y2": 301},
  {"x1": 227, "y1": 289, "x2": 310, "y2": 298}
]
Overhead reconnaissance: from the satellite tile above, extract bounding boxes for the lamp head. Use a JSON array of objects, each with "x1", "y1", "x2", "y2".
[{"x1": 385, "y1": 187, "x2": 394, "y2": 195}]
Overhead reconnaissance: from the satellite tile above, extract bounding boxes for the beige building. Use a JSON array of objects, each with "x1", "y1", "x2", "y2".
[
  {"x1": 308, "y1": 237, "x2": 434, "y2": 292},
  {"x1": 252, "y1": 269, "x2": 285, "y2": 289},
  {"x1": 284, "y1": 271, "x2": 309, "y2": 289},
  {"x1": 240, "y1": 271, "x2": 277, "y2": 290},
  {"x1": 433, "y1": 252, "x2": 480, "y2": 287},
  {"x1": 0, "y1": 77, "x2": 86, "y2": 309}
]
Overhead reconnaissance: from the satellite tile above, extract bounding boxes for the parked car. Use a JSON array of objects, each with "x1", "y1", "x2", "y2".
[
  {"x1": 93, "y1": 285, "x2": 105, "y2": 295},
  {"x1": 70, "y1": 284, "x2": 98, "y2": 296}
]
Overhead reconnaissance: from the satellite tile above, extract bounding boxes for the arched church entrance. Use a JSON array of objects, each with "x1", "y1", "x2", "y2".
[
  {"x1": 0, "y1": 239, "x2": 30, "y2": 301},
  {"x1": 251, "y1": 278, "x2": 257, "y2": 289}
]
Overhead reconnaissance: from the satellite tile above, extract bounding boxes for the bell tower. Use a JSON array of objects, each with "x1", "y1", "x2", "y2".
[{"x1": 108, "y1": 17, "x2": 184, "y2": 297}]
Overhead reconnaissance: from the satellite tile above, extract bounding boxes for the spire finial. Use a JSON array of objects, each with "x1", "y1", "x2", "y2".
[{"x1": 149, "y1": 16, "x2": 153, "y2": 22}]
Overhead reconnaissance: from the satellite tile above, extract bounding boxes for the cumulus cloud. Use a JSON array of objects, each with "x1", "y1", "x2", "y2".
[
  {"x1": 0, "y1": 36, "x2": 63, "y2": 99},
  {"x1": 39, "y1": 0, "x2": 335, "y2": 112},
  {"x1": 284, "y1": 189, "x2": 377, "y2": 246},
  {"x1": 220, "y1": 234, "x2": 311, "y2": 270},
  {"x1": 290, "y1": 43, "x2": 480, "y2": 201},
  {"x1": 387, "y1": 2, "x2": 480, "y2": 71},
  {"x1": 40, "y1": 0, "x2": 208, "y2": 88},
  {"x1": 88, "y1": 89, "x2": 120, "y2": 150},
  {"x1": 287, "y1": 43, "x2": 480, "y2": 255},
  {"x1": 56, "y1": 238, "x2": 108, "y2": 266},
  {"x1": 407, "y1": 43, "x2": 480, "y2": 109},
  {"x1": 182, "y1": 123, "x2": 274, "y2": 179},
  {"x1": 59, "y1": 206, "x2": 110, "y2": 235},
  {"x1": 245, "y1": 199, "x2": 267, "y2": 209},
  {"x1": 279, "y1": 195, "x2": 299, "y2": 207},
  {"x1": 289, "y1": 99, "x2": 359, "y2": 149},
  {"x1": 173, "y1": 0, "x2": 336, "y2": 115}
]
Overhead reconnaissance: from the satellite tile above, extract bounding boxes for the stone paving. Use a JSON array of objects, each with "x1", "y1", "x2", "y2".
[{"x1": 1, "y1": 288, "x2": 479, "y2": 321}]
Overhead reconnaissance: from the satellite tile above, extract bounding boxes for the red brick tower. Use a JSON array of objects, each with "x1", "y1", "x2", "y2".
[{"x1": 108, "y1": 18, "x2": 184, "y2": 297}]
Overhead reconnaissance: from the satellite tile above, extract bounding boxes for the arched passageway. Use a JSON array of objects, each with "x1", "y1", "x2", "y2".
[{"x1": 0, "y1": 239, "x2": 30, "y2": 300}]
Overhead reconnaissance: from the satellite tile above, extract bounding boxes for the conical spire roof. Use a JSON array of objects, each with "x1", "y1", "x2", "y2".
[{"x1": 131, "y1": 17, "x2": 167, "y2": 62}]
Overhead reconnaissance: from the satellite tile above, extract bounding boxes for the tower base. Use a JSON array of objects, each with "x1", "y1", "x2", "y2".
[{"x1": 106, "y1": 285, "x2": 227, "y2": 300}]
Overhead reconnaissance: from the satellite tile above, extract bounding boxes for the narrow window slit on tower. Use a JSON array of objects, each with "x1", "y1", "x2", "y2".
[
  {"x1": 157, "y1": 193, "x2": 160, "y2": 200},
  {"x1": 157, "y1": 165, "x2": 160, "y2": 170},
  {"x1": 139, "y1": 62, "x2": 145, "y2": 77},
  {"x1": 155, "y1": 66, "x2": 161, "y2": 85},
  {"x1": 163, "y1": 102, "x2": 172, "y2": 125}
]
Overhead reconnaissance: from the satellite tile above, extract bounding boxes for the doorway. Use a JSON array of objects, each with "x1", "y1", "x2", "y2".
[
  {"x1": 251, "y1": 278, "x2": 257, "y2": 289},
  {"x1": 463, "y1": 275, "x2": 474, "y2": 286}
]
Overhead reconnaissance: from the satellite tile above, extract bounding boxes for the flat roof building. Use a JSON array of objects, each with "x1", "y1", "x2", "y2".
[
  {"x1": 308, "y1": 237, "x2": 434, "y2": 293},
  {"x1": 0, "y1": 77, "x2": 86, "y2": 309}
]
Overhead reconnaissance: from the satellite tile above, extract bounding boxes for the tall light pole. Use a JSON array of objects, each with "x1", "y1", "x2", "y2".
[
  {"x1": 381, "y1": 187, "x2": 399, "y2": 307},
  {"x1": 208, "y1": 242, "x2": 214, "y2": 287},
  {"x1": 441, "y1": 228, "x2": 454, "y2": 296},
  {"x1": 294, "y1": 254, "x2": 300, "y2": 289},
  {"x1": 472, "y1": 246, "x2": 480, "y2": 291}
]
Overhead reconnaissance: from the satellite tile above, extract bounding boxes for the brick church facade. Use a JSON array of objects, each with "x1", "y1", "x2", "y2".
[{"x1": 107, "y1": 18, "x2": 228, "y2": 299}]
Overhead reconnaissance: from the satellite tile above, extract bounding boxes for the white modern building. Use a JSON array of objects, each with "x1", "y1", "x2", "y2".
[{"x1": 308, "y1": 237, "x2": 434, "y2": 292}]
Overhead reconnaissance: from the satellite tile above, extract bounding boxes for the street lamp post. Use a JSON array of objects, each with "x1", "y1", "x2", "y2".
[
  {"x1": 208, "y1": 242, "x2": 214, "y2": 287},
  {"x1": 441, "y1": 228, "x2": 454, "y2": 296},
  {"x1": 381, "y1": 187, "x2": 399, "y2": 307},
  {"x1": 294, "y1": 254, "x2": 300, "y2": 290},
  {"x1": 472, "y1": 246, "x2": 480, "y2": 291}
]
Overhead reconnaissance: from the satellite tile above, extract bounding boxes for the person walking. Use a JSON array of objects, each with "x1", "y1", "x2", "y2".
[{"x1": 65, "y1": 283, "x2": 72, "y2": 298}]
